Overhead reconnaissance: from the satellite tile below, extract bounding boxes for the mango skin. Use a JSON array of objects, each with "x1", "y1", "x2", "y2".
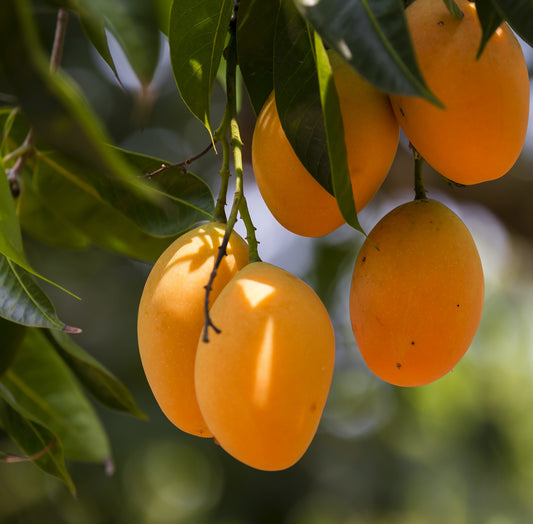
[
  {"x1": 195, "y1": 262, "x2": 335, "y2": 470},
  {"x1": 252, "y1": 51, "x2": 399, "y2": 237},
  {"x1": 390, "y1": 0, "x2": 529, "y2": 184},
  {"x1": 350, "y1": 199, "x2": 484, "y2": 387},
  {"x1": 137, "y1": 222, "x2": 249, "y2": 437}
]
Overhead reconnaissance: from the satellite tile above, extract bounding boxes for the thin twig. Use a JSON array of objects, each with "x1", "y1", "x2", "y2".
[
  {"x1": 50, "y1": 9, "x2": 69, "y2": 73},
  {"x1": 142, "y1": 142, "x2": 214, "y2": 178}
]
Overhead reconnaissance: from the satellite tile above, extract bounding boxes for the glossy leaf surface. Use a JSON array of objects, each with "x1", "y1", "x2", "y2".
[
  {"x1": 169, "y1": 0, "x2": 234, "y2": 136},
  {"x1": 491, "y1": 0, "x2": 533, "y2": 47},
  {"x1": 313, "y1": 34, "x2": 363, "y2": 233},
  {"x1": 475, "y1": 0, "x2": 504, "y2": 57},
  {"x1": 236, "y1": 0, "x2": 278, "y2": 115},
  {"x1": 294, "y1": 0, "x2": 440, "y2": 104},
  {"x1": 274, "y1": 0, "x2": 332, "y2": 194},
  {"x1": 0, "y1": 255, "x2": 75, "y2": 331}
]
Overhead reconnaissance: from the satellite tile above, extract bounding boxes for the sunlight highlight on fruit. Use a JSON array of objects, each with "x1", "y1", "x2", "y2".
[
  {"x1": 195, "y1": 262, "x2": 335, "y2": 470},
  {"x1": 137, "y1": 222, "x2": 249, "y2": 437}
]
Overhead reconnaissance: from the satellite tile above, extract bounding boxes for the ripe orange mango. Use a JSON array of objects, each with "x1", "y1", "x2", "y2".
[
  {"x1": 195, "y1": 262, "x2": 335, "y2": 470},
  {"x1": 137, "y1": 222, "x2": 249, "y2": 437},
  {"x1": 390, "y1": 0, "x2": 529, "y2": 184},
  {"x1": 350, "y1": 199, "x2": 484, "y2": 386},
  {"x1": 252, "y1": 51, "x2": 399, "y2": 237}
]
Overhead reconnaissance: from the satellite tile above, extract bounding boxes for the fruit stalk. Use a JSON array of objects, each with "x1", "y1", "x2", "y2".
[
  {"x1": 202, "y1": 3, "x2": 260, "y2": 341},
  {"x1": 238, "y1": 196, "x2": 260, "y2": 263},
  {"x1": 213, "y1": 106, "x2": 232, "y2": 223},
  {"x1": 413, "y1": 147, "x2": 427, "y2": 200}
]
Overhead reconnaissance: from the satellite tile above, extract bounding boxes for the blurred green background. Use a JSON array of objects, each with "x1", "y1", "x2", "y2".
[{"x1": 2, "y1": 10, "x2": 533, "y2": 524}]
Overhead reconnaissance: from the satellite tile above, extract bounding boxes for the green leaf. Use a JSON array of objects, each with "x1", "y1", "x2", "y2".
[
  {"x1": 475, "y1": 0, "x2": 504, "y2": 58},
  {"x1": 42, "y1": 0, "x2": 121, "y2": 82},
  {"x1": 491, "y1": 0, "x2": 533, "y2": 47},
  {"x1": 155, "y1": 0, "x2": 173, "y2": 34},
  {"x1": 0, "y1": 329, "x2": 112, "y2": 463},
  {"x1": 0, "y1": 158, "x2": 78, "y2": 295},
  {"x1": 0, "y1": 316, "x2": 26, "y2": 377},
  {"x1": 44, "y1": 330, "x2": 146, "y2": 419},
  {"x1": 40, "y1": 0, "x2": 159, "y2": 85},
  {"x1": 95, "y1": 0, "x2": 161, "y2": 86},
  {"x1": 19, "y1": 167, "x2": 92, "y2": 251},
  {"x1": 78, "y1": 10, "x2": 121, "y2": 84},
  {"x1": 36, "y1": 147, "x2": 214, "y2": 239},
  {"x1": 0, "y1": 107, "x2": 23, "y2": 155},
  {"x1": 31, "y1": 156, "x2": 172, "y2": 262},
  {"x1": 169, "y1": 0, "x2": 234, "y2": 137},
  {"x1": 0, "y1": 158, "x2": 27, "y2": 269},
  {"x1": 0, "y1": 399, "x2": 75, "y2": 494},
  {"x1": 0, "y1": 0, "x2": 151, "y2": 204},
  {"x1": 313, "y1": 34, "x2": 364, "y2": 234},
  {"x1": 293, "y1": 0, "x2": 441, "y2": 104},
  {"x1": 0, "y1": 255, "x2": 78, "y2": 332},
  {"x1": 111, "y1": 147, "x2": 216, "y2": 236},
  {"x1": 236, "y1": 0, "x2": 278, "y2": 115},
  {"x1": 443, "y1": 0, "x2": 464, "y2": 19},
  {"x1": 274, "y1": 0, "x2": 332, "y2": 194}
]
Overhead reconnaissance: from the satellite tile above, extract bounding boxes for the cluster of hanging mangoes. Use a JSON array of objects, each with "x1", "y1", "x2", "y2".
[{"x1": 137, "y1": 0, "x2": 529, "y2": 470}]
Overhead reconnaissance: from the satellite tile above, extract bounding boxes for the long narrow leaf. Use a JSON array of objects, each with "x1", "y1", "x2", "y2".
[
  {"x1": 169, "y1": 0, "x2": 234, "y2": 137},
  {"x1": 491, "y1": 0, "x2": 533, "y2": 47},
  {"x1": 0, "y1": 255, "x2": 79, "y2": 332},
  {"x1": 36, "y1": 148, "x2": 214, "y2": 238},
  {"x1": 475, "y1": 0, "x2": 504, "y2": 58},
  {"x1": 274, "y1": 0, "x2": 332, "y2": 194},
  {"x1": 0, "y1": 159, "x2": 79, "y2": 295},
  {"x1": 236, "y1": 0, "x2": 278, "y2": 115},
  {"x1": 313, "y1": 34, "x2": 364, "y2": 234},
  {"x1": 95, "y1": 0, "x2": 161, "y2": 86},
  {"x1": 44, "y1": 330, "x2": 146, "y2": 419},
  {"x1": 294, "y1": 0, "x2": 441, "y2": 104},
  {"x1": 32, "y1": 158, "x2": 173, "y2": 262},
  {"x1": 78, "y1": 11, "x2": 120, "y2": 83}
]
